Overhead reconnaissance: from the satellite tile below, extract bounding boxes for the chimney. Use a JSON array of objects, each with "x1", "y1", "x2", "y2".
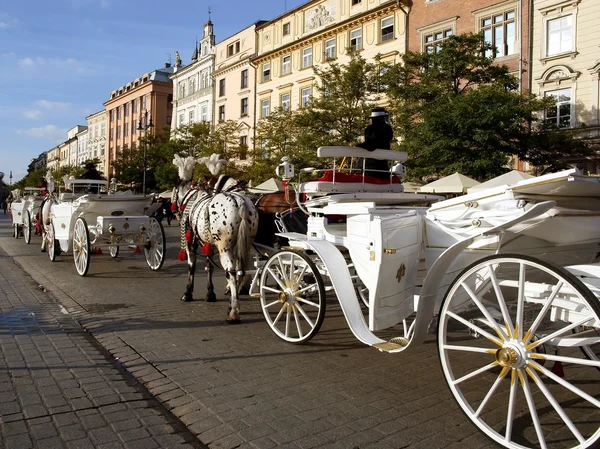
[{"x1": 165, "y1": 62, "x2": 171, "y2": 68}]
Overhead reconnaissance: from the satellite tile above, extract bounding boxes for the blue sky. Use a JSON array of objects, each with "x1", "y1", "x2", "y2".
[{"x1": 0, "y1": 0, "x2": 304, "y2": 183}]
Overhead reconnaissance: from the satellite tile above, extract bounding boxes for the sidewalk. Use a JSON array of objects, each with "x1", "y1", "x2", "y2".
[{"x1": 0, "y1": 247, "x2": 205, "y2": 449}]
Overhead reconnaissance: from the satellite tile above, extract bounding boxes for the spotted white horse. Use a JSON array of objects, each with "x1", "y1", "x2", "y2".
[
  {"x1": 40, "y1": 171, "x2": 58, "y2": 254},
  {"x1": 172, "y1": 154, "x2": 258, "y2": 323}
]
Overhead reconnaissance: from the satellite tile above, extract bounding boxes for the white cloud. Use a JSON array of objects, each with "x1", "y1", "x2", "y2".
[
  {"x1": 16, "y1": 125, "x2": 67, "y2": 141},
  {"x1": 35, "y1": 100, "x2": 71, "y2": 111},
  {"x1": 23, "y1": 110, "x2": 42, "y2": 120},
  {"x1": 17, "y1": 56, "x2": 102, "y2": 75},
  {"x1": 0, "y1": 14, "x2": 17, "y2": 29}
]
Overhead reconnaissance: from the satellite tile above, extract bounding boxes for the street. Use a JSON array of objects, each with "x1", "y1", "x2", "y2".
[{"x1": 0, "y1": 213, "x2": 498, "y2": 449}]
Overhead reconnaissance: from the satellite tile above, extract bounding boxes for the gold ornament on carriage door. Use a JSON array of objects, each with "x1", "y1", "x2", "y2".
[{"x1": 396, "y1": 264, "x2": 406, "y2": 283}]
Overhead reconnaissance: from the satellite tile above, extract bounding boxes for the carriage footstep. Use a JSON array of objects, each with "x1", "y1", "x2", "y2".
[{"x1": 373, "y1": 336, "x2": 409, "y2": 353}]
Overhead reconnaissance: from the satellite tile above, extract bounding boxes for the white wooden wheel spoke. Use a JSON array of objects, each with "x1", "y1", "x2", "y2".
[
  {"x1": 529, "y1": 360, "x2": 600, "y2": 409},
  {"x1": 262, "y1": 286, "x2": 281, "y2": 294},
  {"x1": 488, "y1": 264, "x2": 515, "y2": 337},
  {"x1": 267, "y1": 267, "x2": 287, "y2": 291},
  {"x1": 531, "y1": 352, "x2": 600, "y2": 368},
  {"x1": 263, "y1": 299, "x2": 281, "y2": 309},
  {"x1": 293, "y1": 306, "x2": 303, "y2": 339},
  {"x1": 443, "y1": 344, "x2": 496, "y2": 354},
  {"x1": 278, "y1": 257, "x2": 289, "y2": 284},
  {"x1": 516, "y1": 263, "x2": 526, "y2": 341},
  {"x1": 452, "y1": 362, "x2": 498, "y2": 386},
  {"x1": 294, "y1": 263, "x2": 308, "y2": 285},
  {"x1": 505, "y1": 370, "x2": 517, "y2": 442},
  {"x1": 530, "y1": 316, "x2": 595, "y2": 349},
  {"x1": 526, "y1": 367, "x2": 586, "y2": 444},
  {"x1": 460, "y1": 282, "x2": 508, "y2": 340},
  {"x1": 295, "y1": 297, "x2": 320, "y2": 308},
  {"x1": 525, "y1": 280, "x2": 564, "y2": 344},
  {"x1": 475, "y1": 367, "x2": 509, "y2": 418},
  {"x1": 297, "y1": 283, "x2": 319, "y2": 295},
  {"x1": 271, "y1": 304, "x2": 286, "y2": 326},
  {"x1": 519, "y1": 370, "x2": 547, "y2": 449},
  {"x1": 446, "y1": 311, "x2": 503, "y2": 346},
  {"x1": 294, "y1": 302, "x2": 314, "y2": 328},
  {"x1": 285, "y1": 304, "x2": 291, "y2": 338}
]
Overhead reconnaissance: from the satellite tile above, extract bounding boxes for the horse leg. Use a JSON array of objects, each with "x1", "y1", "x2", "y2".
[
  {"x1": 205, "y1": 259, "x2": 217, "y2": 302},
  {"x1": 181, "y1": 239, "x2": 198, "y2": 302},
  {"x1": 221, "y1": 252, "x2": 241, "y2": 323}
]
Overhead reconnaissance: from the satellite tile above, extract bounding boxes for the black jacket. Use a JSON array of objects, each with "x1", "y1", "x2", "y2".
[{"x1": 357, "y1": 119, "x2": 393, "y2": 180}]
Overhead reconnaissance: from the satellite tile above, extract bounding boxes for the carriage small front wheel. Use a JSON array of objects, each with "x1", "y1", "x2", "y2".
[
  {"x1": 23, "y1": 211, "x2": 32, "y2": 244},
  {"x1": 438, "y1": 254, "x2": 600, "y2": 449},
  {"x1": 259, "y1": 249, "x2": 326, "y2": 344},
  {"x1": 73, "y1": 217, "x2": 91, "y2": 276},
  {"x1": 144, "y1": 216, "x2": 165, "y2": 271},
  {"x1": 47, "y1": 223, "x2": 60, "y2": 262}
]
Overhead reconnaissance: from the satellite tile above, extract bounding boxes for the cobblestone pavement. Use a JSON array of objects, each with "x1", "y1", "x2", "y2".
[{"x1": 0, "y1": 213, "x2": 500, "y2": 449}]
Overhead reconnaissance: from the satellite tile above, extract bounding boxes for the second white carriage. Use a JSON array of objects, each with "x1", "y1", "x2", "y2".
[{"x1": 46, "y1": 179, "x2": 166, "y2": 276}]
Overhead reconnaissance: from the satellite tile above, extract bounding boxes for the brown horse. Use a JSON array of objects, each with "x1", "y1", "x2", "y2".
[{"x1": 252, "y1": 191, "x2": 307, "y2": 249}]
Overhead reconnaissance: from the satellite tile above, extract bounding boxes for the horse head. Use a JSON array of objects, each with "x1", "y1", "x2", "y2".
[{"x1": 44, "y1": 170, "x2": 55, "y2": 195}]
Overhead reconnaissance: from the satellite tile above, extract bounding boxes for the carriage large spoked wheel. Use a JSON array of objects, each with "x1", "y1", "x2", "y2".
[
  {"x1": 73, "y1": 218, "x2": 90, "y2": 276},
  {"x1": 259, "y1": 249, "x2": 326, "y2": 344},
  {"x1": 438, "y1": 254, "x2": 600, "y2": 449},
  {"x1": 144, "y1": 217, "x2": 165, "y2": 271},
  {"x1": 23, "y1": 211, "x2": 32, "y2": 244},
  {"x1": 47, "y1": 223, "x2": 59, "y2": 262}
]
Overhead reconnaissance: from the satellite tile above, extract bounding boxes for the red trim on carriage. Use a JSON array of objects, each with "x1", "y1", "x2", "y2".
[{"x1": 317, "y1": 171, "x2": 401, "y2": 184}]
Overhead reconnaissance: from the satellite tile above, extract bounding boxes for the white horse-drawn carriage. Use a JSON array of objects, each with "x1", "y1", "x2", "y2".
[
  {"x1": 10, "y1": 187, "x2": 45, "y2": 243},
  {"x1": 44, "y1": 179, "x2": 166, "y2": 276},
  {"x1": 250, "y1": 146, "x2": 600, "y2": 449}
]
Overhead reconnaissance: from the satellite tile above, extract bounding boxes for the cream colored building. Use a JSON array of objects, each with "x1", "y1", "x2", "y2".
[
  {"x1": 213, "y1": 21, "x2": 267, "y2": 160},
  {"x1": 532, "y1": 0, "x2": 600, "y2": 171},
  {"x1": 171, "y1": 21, "x2": 216, "y2": 131},
  {"x1": 86, "y1": 110, "x2": 107, "y2": 174},
  {"x1": 46, "y1": 146, "x2": 59, "y2": 171},
  {"x1": 253, "y1": 0, "x2": 407, "y2": 121}
]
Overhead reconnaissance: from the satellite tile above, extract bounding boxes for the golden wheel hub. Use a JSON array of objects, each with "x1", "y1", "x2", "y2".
[
  {"x1": 278, "y1": 291, "x2": 287, "y2": 303},
  {"x1": 496, "y1": 347, "x2": 518, "y2": 367}
]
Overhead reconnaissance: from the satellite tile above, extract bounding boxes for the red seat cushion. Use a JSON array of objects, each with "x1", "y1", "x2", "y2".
[{"x1": 317, "y1": 170, "x2": 400, "y2": 184}]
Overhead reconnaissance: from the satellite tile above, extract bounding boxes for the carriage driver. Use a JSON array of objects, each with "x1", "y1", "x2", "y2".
[{"x1": 357, "y1": 107, "x2": 394, "y2": 180}]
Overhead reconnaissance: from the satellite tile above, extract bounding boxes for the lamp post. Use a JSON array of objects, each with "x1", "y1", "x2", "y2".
[
  {"x1": 9, "y1": 171, "x2": 12, "y2": 188},
  {"x1": 137, "y1": 111, "x2": 154, "y2": 196}
]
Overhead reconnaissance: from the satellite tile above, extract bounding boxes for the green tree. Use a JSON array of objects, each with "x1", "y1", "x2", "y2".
[
  {"x1": 51, "y1": 164, "x2": 84, "y2": 187},
  {"x1": 384, "y1": 33, "x2": 591, "y2": 180}
]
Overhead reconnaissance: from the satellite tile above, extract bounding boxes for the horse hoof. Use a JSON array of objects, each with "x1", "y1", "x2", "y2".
[
  {"x1": 206, "y1": 295, "x2": 217, "y2": 302},
  {"x1": 181, "y1": 294, "x2": 193, "y2": 302},
  {"x1": 226, "y1": 318, "x2": 241, "y2": 324},
  {"x1": 41, "y1": 249, "x2": 46, "y2": 253}
]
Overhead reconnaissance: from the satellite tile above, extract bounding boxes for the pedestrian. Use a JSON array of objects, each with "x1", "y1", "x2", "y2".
[
  {"x1": 1, "y1": 200, "x2": 6, "y2": 215},
  {"x1": 164, "y1": 199, "x2": 174, "y2": 226},
  {"x1": 357, "y1": 107, "x2": 394, "y2": 180}
]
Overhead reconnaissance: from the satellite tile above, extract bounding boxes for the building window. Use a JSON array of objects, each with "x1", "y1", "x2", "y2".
[
  {"x1": 109, "y1": 109, "x2": 114, "y2": 121},
  {"x1": 124, "y1": 103, "x2": 129, "y2": 116},
  {"x1": 124, "y1": 123, "x2": 129, "y2": 137},
  {"x1": 117, "y1": 125, "x2": 121, "y2": 138},
  {"x1": 100, "y1": 144, "x2": 105, "y2": 156},
  {"x1": 241, "y1": 98, "x2": 249, "y2": 116},
  {"x1": 117, "y1": 107, "x2": 121, "y2": 120},
  {"x1": 189, "y1": 76, "x2": 196, "y2": 94},
  {"x1": 546, "y1": 15, "x2": 573, "y2": 57},
  {"x1": 545, "y1": 88, "x2": 572, "y2": 128},
  {"x1": 166, "y1": 116, "x2": 172, "y2": 125},
  {"x1": 239, "y1": 136, "x2": 248, "y2": 159},
  {"x1": 142, "y1": 95, "x2": 147, "y2": 110},
  {"x1": 381, "y1": 16, "x2": 394, "y2": 43},
  {"x1": 189, "y1": 110, "x2": 194, "y2": 123},
  {"x1": 282, "y1": 55, "x2": 291, "y2": 75},
  {"x1": 325, "y1": 38, "x2": 336, "y2": 60},
  {"x1": 179, "y1": 82, "x2": 186, "y2": 98},
  {"x1": 132, "y1": 122, "x2": 136, "y2": 134},
  {"x1": 283, "y1": 22, "x2": 290, "y2": 36},
  {"x1": 101, "y1": 123, "x2": 106, "y2": 136},
  {"x1": 179, "y1": 114, "x2": 184, "y2": 126},
  {"x1": 167, "y1": 94, "x2": 173, "y2": 109},
  {"x1": 302, "y1": 47, "x2": 312, "y2": 68},
  {"x1": 350, "y1": 29, "x2": 362, "y2": 51},
  {"x1": 241, "y1": 69, "x2": 248, "y2": 88},
  {"x1": 352, "y1": 0, "x2": 361, "y2": 5},
  {"x1": 481, "y1": 10, "x2": 516, "y2": 58},
  {"x1": 133, "y1": 99, "x2": 138, "y2": 114},
  {"x1": 202, "y1": 105, "x2": 208, "y2": 122},
  {"x1": 219, "y1": 78, "x2": 226, "y2": 97},
  {"x1": 261, "y1": 99, "x2": 270, "y2": 118},
  {"x1": 262, "y1": 62, "x2": 271, "y2": 82},
  {"x1": 219, "y1": 105, "x2": 225, "y2": 121},
  {"x1": 424, "y1": 29, "x2": 453, "y2": 53},
  {"x1": 227, "y1": 41, "x2": 241, "y2": 57},
  {"x1": 281, "y1": 93, "x2": 290, "y2": 111},
  {"x1": 301, "y1": 87, "x2": 311, "y2": 108}
]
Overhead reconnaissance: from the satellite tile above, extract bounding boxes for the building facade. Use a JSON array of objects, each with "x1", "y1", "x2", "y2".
[
  {"x1": 86, "y1": 110, "x2": 107, "y2": 173},
  {"x1": 407, "y1": 0, "x2": 531, "y2": 89},
  {"x1": 65, "y1": 125, "x2": 86, "y2": 167},
  {"x1": 253, "y1": 0, "x2": 408, "y2": 121},
  {"x1": 532, "y1": 0, "x2": 600, "y2": 172},
  {"x1": 76, "y1": 128, "x2": 89, "y2": 165},
  {"x1": 46, "y1": 146, "x2": 59, "y2": 171},
  {"x1": 28, "y1": 152, "x2": 47, "y2": 173},
  {"x1": 213, "y1": 21, "x2": 267, "y2": 160},
  {"x1": 104, "y1": 65, "x2": 174, "y2": 176},
  {"x1": 170, "y1": 21, "x2": 216, "y2": 132}
]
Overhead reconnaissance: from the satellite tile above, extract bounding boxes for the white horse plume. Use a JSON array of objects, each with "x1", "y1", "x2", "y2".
[
  {"x1": 44, "y1": 170, "x2": 55, "y2": 193},
  {"x1": 173, "y1": 154, "x2": 197, "y2": 182},
  {"x1": 198, "y1": 153, "x2": 227, "y2": 176}
]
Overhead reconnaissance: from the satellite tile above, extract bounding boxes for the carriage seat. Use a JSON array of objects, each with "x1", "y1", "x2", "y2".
[
  {"x1": 59, "y1": 192, "x2": 87, "y2": 201},
  {"x1": 299, "y1": 147, "x2": 407, "y2": 196}
]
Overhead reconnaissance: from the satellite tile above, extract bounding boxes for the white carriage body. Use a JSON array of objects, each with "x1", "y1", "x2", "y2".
[
  {"x1": 11, "y1": 187, "x2": 44, "y2": 227},
  {"x1": 277, "y1": 147, "x2": 600, "y2": 341}
]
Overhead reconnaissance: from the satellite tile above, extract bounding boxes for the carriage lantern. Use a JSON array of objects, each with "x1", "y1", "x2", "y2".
[{"x1": 276, "y1": 156, "x2": 294, "y2": 181}]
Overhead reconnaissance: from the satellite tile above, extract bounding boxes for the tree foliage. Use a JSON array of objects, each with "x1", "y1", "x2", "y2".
[{"x1": 383, "y1": 32, "x2": 591, "y2": 180}]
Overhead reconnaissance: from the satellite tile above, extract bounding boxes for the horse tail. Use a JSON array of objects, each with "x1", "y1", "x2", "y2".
[{"x1": 235, "y1": 196, "x2": 251, "y2": 273}]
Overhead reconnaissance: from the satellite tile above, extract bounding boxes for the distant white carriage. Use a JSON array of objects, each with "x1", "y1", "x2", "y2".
[
  {"x1": 45, "y1": 179, "x2": 166, "y2": 276},
  {"x1": 252, "y1": 146, "x2": 600, "y2": 449},
  {"x1": 10, "y1": 187, "x2": 45, "y2": 243}
]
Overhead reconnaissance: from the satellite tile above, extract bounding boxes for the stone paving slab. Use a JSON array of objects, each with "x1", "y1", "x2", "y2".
[
  {"x1": 0, "y1": 214, "x2": 500, "y2": 449},
  {"x1": 0, "y1": 247, "x2": 206, "y2": 449}
]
